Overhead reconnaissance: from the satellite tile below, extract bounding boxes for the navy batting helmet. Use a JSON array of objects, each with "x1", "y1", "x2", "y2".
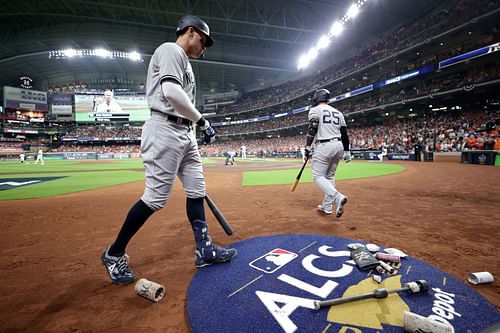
[
  {"x1": 311, "y1": 88, "x2": 331, "y2": 106},
  {"x1": 176, "y1": 15, "x2": 214, "y2": 47}
]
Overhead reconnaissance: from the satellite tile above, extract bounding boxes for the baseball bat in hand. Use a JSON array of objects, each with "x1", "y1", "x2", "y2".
[
  {"x1": 205, "y1": 194, "x2": 234, "y2": 236},
  {"x1": 291, "y1": 156, "x2": 310, "y2": 192}
]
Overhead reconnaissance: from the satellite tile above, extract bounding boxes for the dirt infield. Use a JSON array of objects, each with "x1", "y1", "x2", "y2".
[{"x1": 0, "y1": 161, "x2": 499, "y2": 332}]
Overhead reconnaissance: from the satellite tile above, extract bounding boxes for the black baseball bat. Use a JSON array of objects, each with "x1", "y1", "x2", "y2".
[
  {"x1": 291, "y1": 155, "x2": 310, "y2": 192},
  {"x1": 205, "y1": 194, "x2": 234, "y2": 236},
  {"x1": 313, "y1": 280, "x2": 429, "y2": 310}
]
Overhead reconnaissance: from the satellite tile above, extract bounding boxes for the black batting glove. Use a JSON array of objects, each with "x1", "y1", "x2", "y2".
[
  {"x1": 203, "y1": 125, "x2": 216, "y2": 144},
  {"x1": 197, "y1": 117, "x2": 216, "y2": 144},
  {"x1": 304, "y1": 146, "x2": 312, "y2": 159}
]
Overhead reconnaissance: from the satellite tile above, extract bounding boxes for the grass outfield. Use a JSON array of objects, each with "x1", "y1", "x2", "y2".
[
  {"x1": 0, "y1": 158, "x2": 217, "y2": 200},
  {"x1": 242, "y1": 161, "x2": 405, "y2": 186},
  {"x1": 0, "y1": 159, "x2": 404, "y2": 200}
]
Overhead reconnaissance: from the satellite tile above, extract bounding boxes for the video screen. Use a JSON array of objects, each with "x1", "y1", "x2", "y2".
[{"x1": 75, "y1": 91, "x2": 150, "y2": 123}]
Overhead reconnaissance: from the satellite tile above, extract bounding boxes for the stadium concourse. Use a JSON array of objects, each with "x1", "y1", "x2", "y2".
[{"x1": 1, "y1": 0, "x2": 499, "y2": 332}]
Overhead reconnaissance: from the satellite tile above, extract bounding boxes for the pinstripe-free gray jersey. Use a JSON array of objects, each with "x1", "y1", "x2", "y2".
[
  {"x1": 146, "y1": 42, "x2": 196, "y2": 117},
  {"x1": 308, "y1": 104, "x2": 346, "y2": 141}
]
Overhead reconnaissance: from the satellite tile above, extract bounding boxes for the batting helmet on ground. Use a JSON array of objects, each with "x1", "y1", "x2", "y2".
[
  {"x1": 311, "y1": 89, "x2": 331, "y2": 106},
  {"x1": 176, "y1": 15, "x2": 214, "y2": 47}
]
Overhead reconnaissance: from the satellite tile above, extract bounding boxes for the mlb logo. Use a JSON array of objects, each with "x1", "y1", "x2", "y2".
[{"x1": 249, "y1": 248, "x2": 298, "y2": 274}]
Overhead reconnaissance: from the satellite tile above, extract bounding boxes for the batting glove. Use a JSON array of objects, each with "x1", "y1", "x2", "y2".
[
  {"x1": 304, "y1": 146, "x2": 312, "y2": 159},
  {"x1": 343, "y1": 151, "x2": 352, "y2": 163},
  {"x1": 203, "y1": 125, "x2": 216, "y2": 144},
  {"x1": 197, "y1": 117, "x2": 216, "y2": 144}
]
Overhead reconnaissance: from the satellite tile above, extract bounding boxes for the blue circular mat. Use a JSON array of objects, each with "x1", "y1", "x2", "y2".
[{"x1": 187, "y1": 234, "x2": 499, "y2": 332}]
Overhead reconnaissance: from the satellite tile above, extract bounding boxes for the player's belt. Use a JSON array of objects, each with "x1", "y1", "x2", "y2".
[
  {"x1": 317, "y1": 137, "x2": 341, "y2": 143},
  {"x1": 151, "y1": 110, "x2": 192, "y2": 126}
]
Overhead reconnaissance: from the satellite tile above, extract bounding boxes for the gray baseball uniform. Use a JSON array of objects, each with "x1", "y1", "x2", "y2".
[
  {"x1": 100, "y1": 16, "x2": 235, "y2": 286},
  {"x1": 141, "y1": 42, "x2": 204, "y2": 210},
  {"x1": 308, "y1": 104, "x2": 346, "y2": 211}
]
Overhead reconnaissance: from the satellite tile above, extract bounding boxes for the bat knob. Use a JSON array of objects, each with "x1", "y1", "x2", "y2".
[
  {"x1": 416, "y1": 280, "x2": 429, "y2": 292},
  {"x1": 373, "y1": 288, "x2": 389, "y2": 299},
  {"x1": 405, "y1": 280, "x2": 429, "y2": 293}
]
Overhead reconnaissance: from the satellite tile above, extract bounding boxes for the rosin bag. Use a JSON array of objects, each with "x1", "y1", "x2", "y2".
[{"x1": 351, "y1": 246, "x2": 380, "y2": 270}]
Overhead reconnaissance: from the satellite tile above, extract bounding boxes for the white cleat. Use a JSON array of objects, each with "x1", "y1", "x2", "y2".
[
  {"x1": 335, "y1": 194, "x2": 347, "y2": 218},
  {"x1": 317, "y1": 205, "x2": 333, "y2": 215}
]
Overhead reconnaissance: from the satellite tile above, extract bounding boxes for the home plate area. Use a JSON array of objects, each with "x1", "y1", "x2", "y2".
[{"x1": 187, "y1": 234, "x2": 500, "y2": 333}]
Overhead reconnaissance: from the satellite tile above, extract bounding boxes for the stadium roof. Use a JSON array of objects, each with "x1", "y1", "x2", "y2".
[{"x1": 0, "y1": 0, "x2": 437, "y2": 99}]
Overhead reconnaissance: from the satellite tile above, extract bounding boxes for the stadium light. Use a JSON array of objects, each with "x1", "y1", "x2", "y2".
[
  {"x1": 63, "y1": 48, "x2": 77, "y2": 57},
  {"x1": 48, "y1": 48, "x2": 143, "y2": 62},
  {"x1": 95, "y1": 48, "x2": 111, "y2": 58},
  {"x1": 297, "y1": 1, "x2": 370, "y2": 69},
  {"x1": 297, "y1": 54, "x2": 311, "y2": 70},
  {"x1": 316, "y1": 35, "x2": 330, "y2": 50},
  {"x1": 129, "y1": 51, "x2": 141, "y2": 61},
  {"x1": 346, "y1": 4, "x2": 360, "y2": 19},
  {"x1": 307, "y1": 48, "x2": 319, "y2": 60},
  {"x1": 330, "y1": 22, "x2": 343, "y2": 37}
]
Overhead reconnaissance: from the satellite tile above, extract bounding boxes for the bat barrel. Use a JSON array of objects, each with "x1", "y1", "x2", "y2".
[{"x1": 314, "y1": 289, "x2": 387, "y2": 309}]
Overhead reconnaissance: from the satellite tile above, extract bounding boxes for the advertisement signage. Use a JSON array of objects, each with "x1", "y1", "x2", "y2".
[{"x1": 3, "y1": 86, "x2": 48, "y2": 111}]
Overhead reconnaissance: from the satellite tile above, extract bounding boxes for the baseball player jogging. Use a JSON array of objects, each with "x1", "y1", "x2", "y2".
[
  {"x1": 101, "y1": 15, "x2": 237, "y2": 285},
  {"x1": 304, "y1": 89, "x2": 351, "y2": 218}
]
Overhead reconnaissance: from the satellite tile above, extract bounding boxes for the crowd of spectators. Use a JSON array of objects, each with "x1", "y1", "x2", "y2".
[
  {"x1": 63, "y1": 126, "x2": 142, "y2": 138},
  {"x1": 349, "y1": 109, "x2": 498, "y2": 153},
  {"x1": 51, "y1": 144, "x2": 140, "y2": 154},
  {"x1": 200, "y1": 136, "x2": 305, "y2": 158},
  {"x1": 336, "y1": 66, "x2": 500, "y2": 113},
  {"x1": 213, "y1": 66, "x2": 500, "y2": 137},
  {"x1": 202, "y1": 108, "x2": 499, "y2": 157},
  {"x1": 213, "y1": 0, "x2": 497, "y2": 116},
  {"x1": 3, "y1": 107, "x2": 496, "y2": 157},
  {"x1": 0, "y1": 142, "x2": 24, "y2": 152}
]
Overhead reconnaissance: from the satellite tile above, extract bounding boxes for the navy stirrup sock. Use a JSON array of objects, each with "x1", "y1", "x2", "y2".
[
  {"x1": 108, "y1": 199, "x2": 155, "y2": 256},
  {"x1": 186, "y1": 197, "x2": 205, "y2": 223}
]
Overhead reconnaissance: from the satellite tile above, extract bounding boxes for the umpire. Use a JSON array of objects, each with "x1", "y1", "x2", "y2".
[{"x1": 101, "y1": 15, "x2": 237, "y2": 285}]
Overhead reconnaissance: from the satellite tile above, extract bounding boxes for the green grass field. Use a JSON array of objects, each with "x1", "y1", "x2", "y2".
[
  {"x1": 0, "y1": 159, "x2": 146, "y2": 200},
  {"x1": 242, "y1": 161, "x2": 405, "y2": 185},
  {"x1": 0, "y1": 159, "x2": 405, "y2": 200}
]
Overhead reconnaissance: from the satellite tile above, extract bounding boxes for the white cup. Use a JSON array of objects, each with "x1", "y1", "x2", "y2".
[
  {"x1": 468, "y1": 272, "x2": 494, "y2": 285},
  {"x1": 404, "y1": 311, "x2": 454, "y2": 333},
  {"x1": 135, "y1": 278, "x2": 165, "y2": 302}
]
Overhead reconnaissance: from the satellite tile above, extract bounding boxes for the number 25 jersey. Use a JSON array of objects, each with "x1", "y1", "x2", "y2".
[{"x1": 308, "y1": 104, "x2": 346, "y2": 141}]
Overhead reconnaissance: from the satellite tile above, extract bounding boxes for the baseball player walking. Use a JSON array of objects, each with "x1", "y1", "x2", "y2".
[
  {"x1": 304, "y1": 89, "x2": 351, "y2": 218},
  {"x1": 101, "y1": 15, "x2": 237, "y2": 285},
  {"x1": 33, "y1": 149, "x2": 44, "y2": 165}
]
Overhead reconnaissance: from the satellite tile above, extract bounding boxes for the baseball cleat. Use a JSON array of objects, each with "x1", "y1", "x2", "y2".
[
  {"x1": 336, "y1": 194, "x2": 348, "y2": 218},
  {"x1": 101, "y1": 246, "x2": 135, "y2": 285},
  {"x1": 195, "y1": 244, "x2": 237, "y2": 268},
  {"x1": 317, "y1": 205, "x2": 333, "y2": 215}
]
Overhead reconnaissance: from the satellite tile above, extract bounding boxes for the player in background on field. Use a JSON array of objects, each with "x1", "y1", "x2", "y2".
[
  {"x1": 225, "y1": 150, "x2": 236, "y2": 165},
  {"x1": 240, "y1": 144, "x2": 247, "y2": 159},
  {"x1": 377, "y1": 144, "x2": 388, "y2": 162},
  {"x1": 304, "y1": 89, "x2": 350, "y2": 218},
  {"x1": 19, "y1": 152, "x2": 25, "y2": 164},
  {"x1": 33, "y1": 149, "x2": 44, "y2": 165}
]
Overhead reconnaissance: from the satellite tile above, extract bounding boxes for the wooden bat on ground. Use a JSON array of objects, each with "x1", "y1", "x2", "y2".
[
  {"x1": 205, "y1": 194, "x2": 234, "y2": 236},
  {"x1": 290, "y1": 156, "x2": 310, "y2": 192}
]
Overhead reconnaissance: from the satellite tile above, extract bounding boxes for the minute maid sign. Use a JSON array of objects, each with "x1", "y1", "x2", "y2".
[{"x1": 187, "y1": 234, "x2": 499, "y2": 332}]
